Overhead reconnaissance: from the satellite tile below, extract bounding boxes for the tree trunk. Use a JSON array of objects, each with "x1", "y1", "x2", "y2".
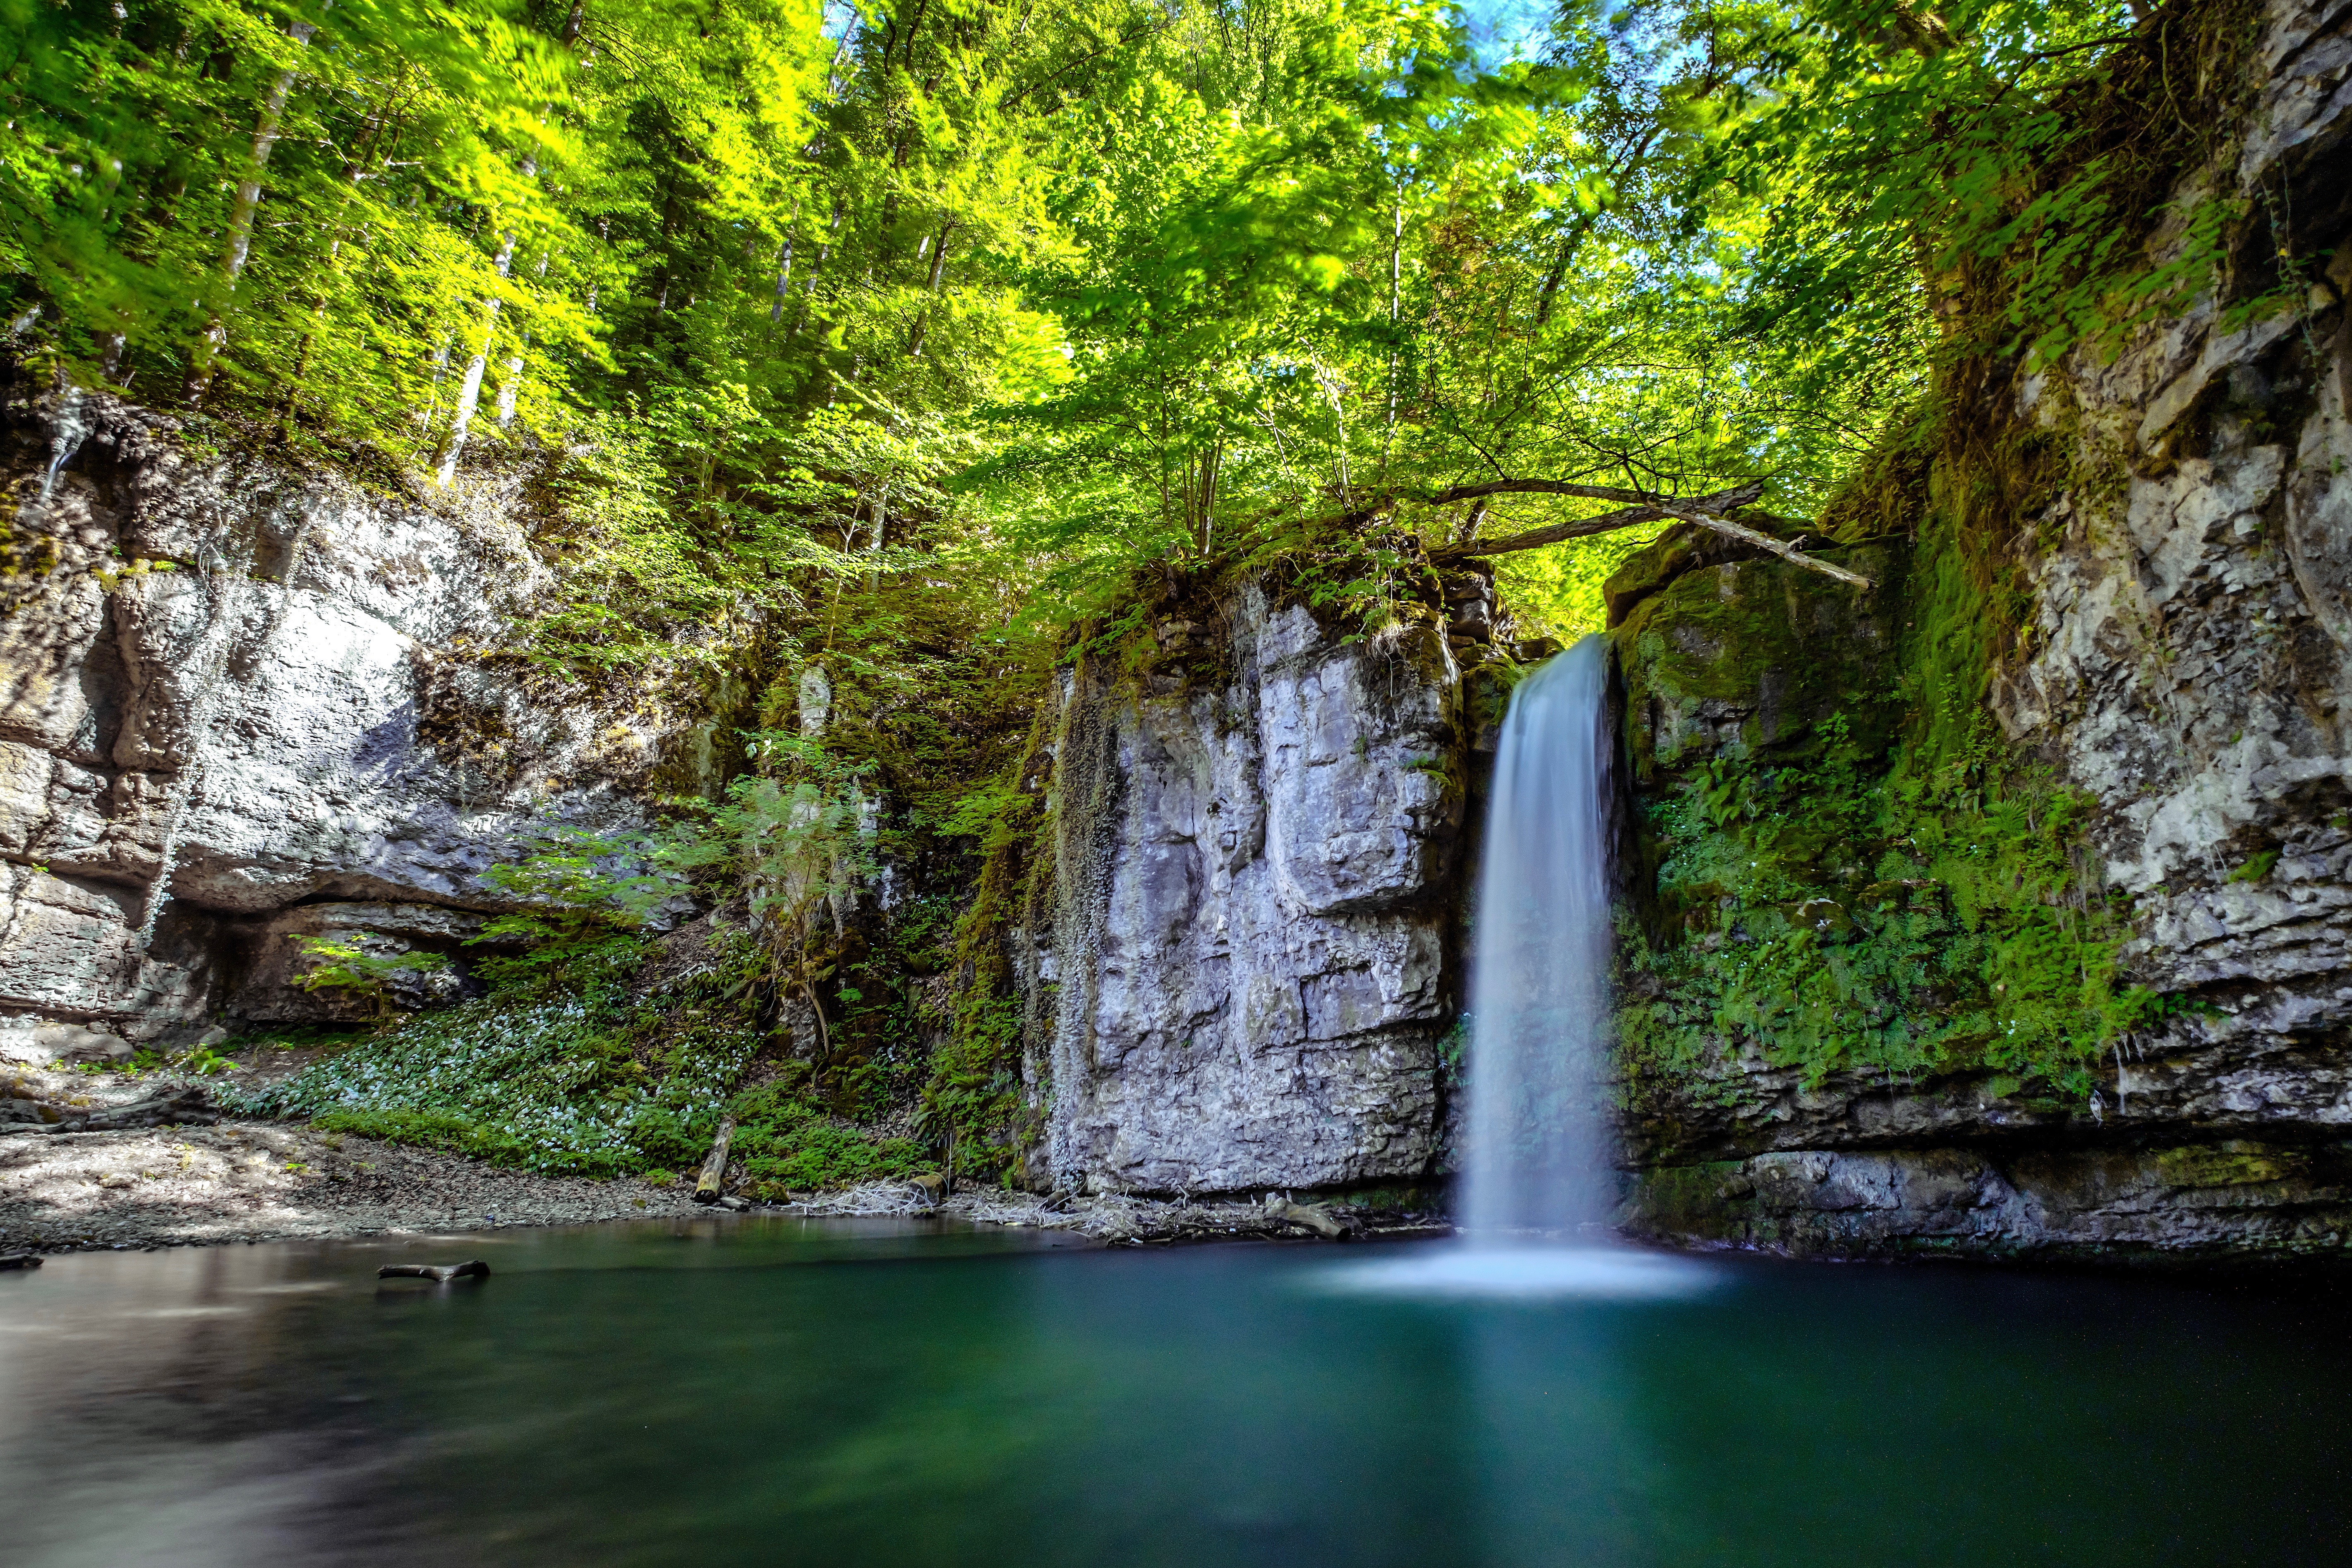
[
  {"x1": 184, "y1": 12, "x2": 323, "y2": 404},
  {"x1": 694, "y1": 1117, "x2": 738, "y2": 1203},
  {"x1": 906, "y1": 221, "x2": 954, "y2": 357},
  {"x1": 435, "y1": 232, "x2": 516, "y2": 486}
]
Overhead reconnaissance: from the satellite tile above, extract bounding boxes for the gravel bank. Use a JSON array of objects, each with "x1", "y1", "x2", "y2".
[
  {"x1": 2, "y1": 1062, "x2": 1448, "y2": 1256},
  {"x1": 1, "y1": 1058, "x2": 707, "y2": 1254}
]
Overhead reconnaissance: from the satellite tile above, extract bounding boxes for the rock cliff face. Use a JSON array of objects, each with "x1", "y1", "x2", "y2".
[
  {"x1": 1024, "y1": 585, "x2": 1481, "y2": 1195},
  {"x1": 1614, "y1": 0, "x2": 2352, "y2": 1262},
  {"x1": 0, "y1": 393, "x2": 669, "y2": 1039}
]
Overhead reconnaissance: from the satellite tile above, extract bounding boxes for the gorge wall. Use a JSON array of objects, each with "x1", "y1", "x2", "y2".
[
  {"x1": 1015, "y1": 582, "x2": 1496, "y2": 1197},
  {"x1": 1613, "y1": 0, "x2": 2352, "y2": 1262},
  {"x1": 1002, "y1": 0, "x2": 2352, "y2": 1261},
  {"x1": 0, "y1": 393, "x2": 704, "y2": 1051}
]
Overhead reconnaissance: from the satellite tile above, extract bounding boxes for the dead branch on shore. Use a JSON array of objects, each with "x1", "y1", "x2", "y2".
[
  {"x1": 1, "y1": 1084, "x2": 218, "y2": 1136},
  {"x1": 693, "y1": 1117, "x2": 737, "y2": 1204}
]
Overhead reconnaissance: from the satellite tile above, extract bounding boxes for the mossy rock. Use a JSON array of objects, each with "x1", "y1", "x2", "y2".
[
  {"x1": 1602, "y1": 524, "x2": 1771, "y2": 628},
  {"x1": 1611, "y1": 540, "x2": 1909, "y2": 786}
]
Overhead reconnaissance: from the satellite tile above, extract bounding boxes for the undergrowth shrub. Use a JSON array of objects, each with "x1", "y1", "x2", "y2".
[
  {"x1": 233, "y1": 977, "x2": 752, "y2": 1177},
  {"x1": 729, "y1": 1084, "x2": 931, "y2": 1197}
]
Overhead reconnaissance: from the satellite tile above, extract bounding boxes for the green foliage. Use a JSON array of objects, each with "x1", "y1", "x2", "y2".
[
  {"x1": 287, "y1": 933, "x2": 452, "y2": 1018},
  {"x1": 238, "y1": 956, "x2": 760, "y2": 1176},
  {"x1": 1689, "y1": 0, "x2": 2271, "y2": 391},
  {"x1": 729, "y1": 1083, "x2": 932, "y2": 1197},
  {"x1": 3, "y1": 0, "x2": 832, "y2": 447},
  {"x1": 1620, "y1": 712, "x2": 2145, "y2": 1103},
  {"x1": 469, "y1": 736, "x2": 875, "y2": 991},
  {"x1": 180, "y1": 1043, "x2": 242, "y2": 1077}
]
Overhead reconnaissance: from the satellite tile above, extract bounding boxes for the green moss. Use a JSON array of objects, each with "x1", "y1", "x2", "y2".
[
  {"x1": 1617, "y1": 1161, "x2": 1754, "y2": 1244},
  {"x1": 1620, "y1": 707, "x2": 2147, "y2": 1099},
  {"x1": 2152, "y1": 1143, "x2": 2306, "y2": 1189},
  {"x1": 2225, "y1": 850, "x2": 2280, "y2": 884},
  {"x1": 1613, "y1": 539, "x2": 1907, "y2": 783},
  {"x1": 1608, "y1": 358, "x2": 2158, "y2": 1112},
  {"x1": 922, "y1": 696, "x2": 1060, "y2": 1184}
]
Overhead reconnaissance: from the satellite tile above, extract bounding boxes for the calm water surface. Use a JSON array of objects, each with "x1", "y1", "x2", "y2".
[{"x1": 2, "y1": 1219, "x2": 2346, "y2": 1566}]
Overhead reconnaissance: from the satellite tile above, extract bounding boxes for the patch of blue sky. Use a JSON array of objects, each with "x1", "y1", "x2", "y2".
[{"x1": 1454, "y1": 0, "x2": 1562, "y2": 68}]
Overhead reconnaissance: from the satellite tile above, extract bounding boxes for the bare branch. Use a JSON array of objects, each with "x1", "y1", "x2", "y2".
[
  {"x1": 1425, "y1": 481, "x2": 1761, "y2": 559},
  {"x1": 1644, "y1": 499, "x2": 1874, "y2": 590},
  {"x1": 1423, "y1": 478, "x2": 1874, "y2": 591}
]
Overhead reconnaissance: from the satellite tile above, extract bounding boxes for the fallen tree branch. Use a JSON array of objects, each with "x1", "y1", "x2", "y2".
[
  {"x1": 1427, "y1": 482, "x2": 1762, "y2": 560},
  {"x1": 1429, "y1": 476, "x2": 1762, "y2": 512},
  {"x1": 1420, "y1": 480, "x2": 1863, "y2": 587},
  {"x1": 1642, "y1": 499, "x2": 1875, "y2": 590},
  {"x1": 1, "y1": 1084, "x2": 219, "y2": 1136},
  {"x1": 1375, "y1": 476, "x2": 1869, "y2": 590},
  {"x1": 1263, "y1": 1196, "x2": 1357, "y2": 1240},
  {"x1": 694, "y1": 1116, "x2": 738, "y2": 1204}
]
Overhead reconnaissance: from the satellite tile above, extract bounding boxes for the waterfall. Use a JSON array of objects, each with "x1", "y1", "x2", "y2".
[
  {"x1": 1321, "y1": 634, "x2": 1711, "y2": 1299},
  {"x1": 1462, "y1": 633, "x2": 1618, "y2": 1236},
  {"x1": 39, "y1": 386, "x2": 89, "y2": 503}
]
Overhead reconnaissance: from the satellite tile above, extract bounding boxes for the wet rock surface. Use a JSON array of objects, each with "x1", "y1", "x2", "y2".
[{"x1": 1625, "y1": 1139, "x2": 2352, "y2": 1264}]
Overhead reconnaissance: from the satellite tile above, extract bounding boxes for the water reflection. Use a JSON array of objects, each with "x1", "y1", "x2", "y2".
[
  {"x1": 1464, "y1": 1306, "x2": 1665, "y2": 1568},
  {"x1": 1, "y1": 1228, "x2": 2347, "y2": 1567}
]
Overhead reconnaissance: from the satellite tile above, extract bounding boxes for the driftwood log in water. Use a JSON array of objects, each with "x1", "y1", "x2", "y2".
[
  {"x1": 377, "y1": 1260, "x2": 490, "y2": 1282},
  {"x1": 693, "y1": 1117, "x2": 737, "y2": 1204},
  {"x1": 0, "y1": 1252, "x2": 43, "y2": 1269}
]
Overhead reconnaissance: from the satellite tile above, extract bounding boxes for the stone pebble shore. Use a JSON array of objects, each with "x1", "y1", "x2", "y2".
[{"x1": 2, "y1": 1062, "x2": 1448, "y2": 1256}]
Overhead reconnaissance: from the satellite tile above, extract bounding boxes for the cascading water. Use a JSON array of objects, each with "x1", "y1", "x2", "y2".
[
  {"x1": 1325, "y1": 634, "x2": 1709, "y2": 1299},
  {"x1": 1461, "y1": 633, "x2": 1618, "y2": 1237},
  {"x1": 38, "y1": 386, "x2": 89, "y2": 504}
]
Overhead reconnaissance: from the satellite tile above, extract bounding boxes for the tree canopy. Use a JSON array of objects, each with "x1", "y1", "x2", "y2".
[{"x1": 4, "y1": 0, "x2": 2253, "y2": 649}]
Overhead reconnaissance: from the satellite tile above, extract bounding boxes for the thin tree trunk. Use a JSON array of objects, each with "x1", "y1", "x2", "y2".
[
  {"x1": 770, "y1": 233, "x2": 796, "y2": 322},
  {"x1": 788, "y1": 199, "x2": 844, "y2": 339},
  {"x1": 906, "y1": 221, "x2": 953, "y2": 357},
  {"x1": 185, "y1": 10, "x2": 324, "y2": 404},
  {"x1": 1381, "y1": 185, "x2": 1403, "y2": 487},
  {"x1": 435, "y1": 231, "x2": 515, "y2": 486}
]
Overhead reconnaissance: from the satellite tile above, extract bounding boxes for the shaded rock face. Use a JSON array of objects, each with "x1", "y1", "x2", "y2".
[
  {"x1": 1626, "y1": 1141, "x2": 2352, "y2": 1263},
  {"x1": 1613, "y1": 535, "x2": 1906, "y2": 786},
  {"x1": 1614, "y1": 0, "x2": 2352, "y2": 1262},
  {"x1": 0, "y1": 393, "x2": 655, "y2": 1037},
  {"x1": 1032, "y1": 584, "x2": 1470, "y2": 1195}
]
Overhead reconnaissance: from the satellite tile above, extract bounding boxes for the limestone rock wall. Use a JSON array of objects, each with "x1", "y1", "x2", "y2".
[
  {"x1": 1029, "y1": 583, "x2": 1473, "y2": 1196},
  {"x1": 0, "y1": 391, "x2": 668, "y2": 1038},
  {"x1": 1615, "y1": 0, "x2": 2352, "y2": 1262}
]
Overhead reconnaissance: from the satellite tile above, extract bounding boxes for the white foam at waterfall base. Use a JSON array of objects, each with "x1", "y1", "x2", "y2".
[
  {"x1": 1317, "y1": 1244, "x2": 1714, "y2": 1302},
  {"x1": 1326, "y1": 635, "x2": 1717, "y2": 1301}
]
